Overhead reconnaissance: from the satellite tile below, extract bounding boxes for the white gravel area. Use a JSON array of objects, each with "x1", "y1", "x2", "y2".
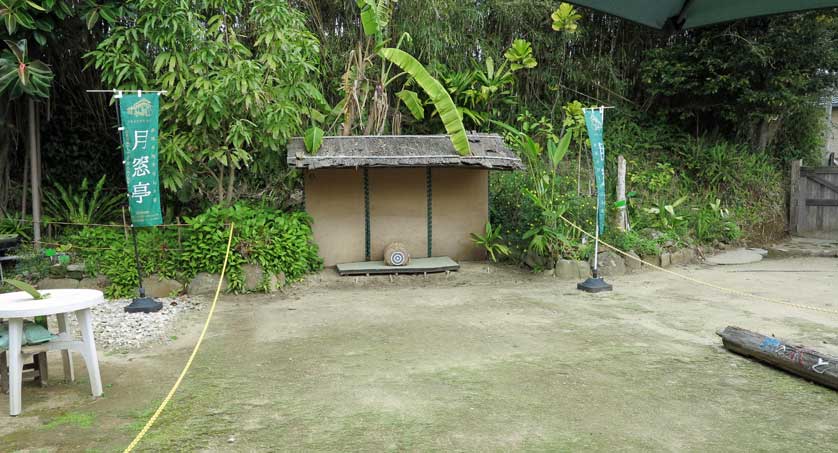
[{"x1": 58, "y1": 295, "x2": 206, "y2": 351}]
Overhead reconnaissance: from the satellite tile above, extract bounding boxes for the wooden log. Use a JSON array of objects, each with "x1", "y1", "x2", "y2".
[
  {"x1": 383, "y1": 242, "x2": 410, "y2": 266},
  {"x1": 718, "y1": 326, "x2": 838, "y2": 390}
]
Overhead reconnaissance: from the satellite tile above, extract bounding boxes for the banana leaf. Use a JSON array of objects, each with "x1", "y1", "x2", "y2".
[{"x1": 378, "y1": 48, "x2": 471, "y2": 156}]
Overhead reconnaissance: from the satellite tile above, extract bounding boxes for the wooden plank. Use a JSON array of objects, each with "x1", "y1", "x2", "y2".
[
  {"x1": 805, "y1": 199, "x2": 838, "y2": 207},
  {"x1": 718, "y1": 326, "x2": 838, "y2": 391},
  {"x1": 790, "y1": 160, "x2": 801, "y2": 234},
  {"x1": 802, "y1": 167, "x2": 838, "y2": 175},
  {"x1": 337, "y1": 256, "x2": 459, "y2": 276},
  {"x1": 804, "y1": 173, "x2": 838, "y2": 195}
]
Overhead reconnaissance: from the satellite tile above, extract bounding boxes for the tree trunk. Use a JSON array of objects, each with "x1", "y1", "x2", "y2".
[
  {"x1": 755, "y1": 117, "x2": 782, "y2": 152},
  {"x1": 28, "y1": 98, "x2": 41, "y2": 249},
  {"x1": 225, "y1": 157, "x2": 236, "y2": 204},
  {"x1": 217, "y1": 164, "x2": 225, "y2": 203},
  {"x1": 21, "y1": 144, "x2": 28, "y2": 220},
  {"x1": 0, "y1": 99, "x2": 9, "y2": 215},
  {"x1": 0, "y1": 126, "x2": 8, "y2": 215}
]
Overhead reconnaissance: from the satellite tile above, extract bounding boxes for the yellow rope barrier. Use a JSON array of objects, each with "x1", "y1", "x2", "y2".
[
  {"x1": 123, "y1": 223, "x2": 235, "y2": 452},
  {"x1": 558, "y1": 214, "x2": 838, "y2": 316}
]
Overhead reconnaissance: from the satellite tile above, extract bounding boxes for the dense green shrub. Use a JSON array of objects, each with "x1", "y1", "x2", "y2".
[
  {"x1": 489, "y1": 171, "x2": 539, "y2": 254},
  {"x1": 67, "y1": 226, "x2": 182, "y2": 299},
  {"x1": 602, "y1": 230, "x2": 661, "y2": 257},
  {"x1": 64, "y1": 204, "x2": 322, "y2": 298},
  {"x1": 180, "y1": 204, "x2": 322, "y2": 290},
  {"x1": 490, "y1": 108, "x2": 785, "y2": 270}
]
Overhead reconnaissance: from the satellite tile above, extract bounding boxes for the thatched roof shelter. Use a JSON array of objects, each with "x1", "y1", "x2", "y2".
[{"x1": 287, "y1": 134, "x2": 523, "y2": 170}]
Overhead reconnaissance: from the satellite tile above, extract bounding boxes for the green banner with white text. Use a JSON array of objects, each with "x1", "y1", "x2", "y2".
[
  {"x1": 584, "y1": 108, "x2": 606, "y2": 234},
  {"x1": 119, "y1": 93, "x2": 163, "y2": 227}
]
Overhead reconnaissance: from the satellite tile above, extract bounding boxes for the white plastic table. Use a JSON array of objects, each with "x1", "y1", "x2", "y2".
[{"x1": 0, "y1": 289, "x2": 104, "y2": 416}]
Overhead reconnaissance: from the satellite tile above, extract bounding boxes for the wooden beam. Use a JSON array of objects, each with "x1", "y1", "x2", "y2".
[
  {"x1": 718, "y1": 326, "x2": 838, "y2": 391},
  {"x1": 802, "y1": 167, "x2": 838, "y2": 175},
  {"x1": 805, "y1": 199, "x2": 838, "y2": 207},
  {"x1": 804, "y1": 173, "x2": 838, "y2": 195}
]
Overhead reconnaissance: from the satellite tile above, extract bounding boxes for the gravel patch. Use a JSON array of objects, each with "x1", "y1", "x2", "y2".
[{"x1": 58, "y1": 295, "x2": 206, "y2": 352}]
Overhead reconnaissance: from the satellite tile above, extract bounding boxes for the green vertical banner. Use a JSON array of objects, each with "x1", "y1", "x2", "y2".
[
  {"x1": 119, "y1": 93, "x2": 163, "y2": 227},
  {"x1": 584, "y1": 107, "x2": 606, "y2": 234}
]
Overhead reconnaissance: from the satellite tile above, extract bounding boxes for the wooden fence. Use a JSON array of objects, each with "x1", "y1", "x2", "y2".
[{"x1": 790, "y1": 160, "x2": 838, "y2": 235}]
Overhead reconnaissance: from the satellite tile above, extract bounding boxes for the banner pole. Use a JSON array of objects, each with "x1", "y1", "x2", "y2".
[
  {"x1": 130, "y1": 225, "x2": 147, "y2": 299},
  {"x1": 577, "y1": 106, "x2": 612, "y2": 293},
  {"x1": 111, "y1": 91, "x2": 162, "y2": 313},
  {"x1": 592, "y1": 203, "x2": 600, "y2": 278}
]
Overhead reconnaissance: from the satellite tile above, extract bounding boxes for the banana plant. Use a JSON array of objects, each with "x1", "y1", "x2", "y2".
[
  {"x1": 644, "y1": 195, "x2": 688, "y2": 230},
  {"x1": 470, "y1": 222, "x2": 510, "y2": 262},
  {"x1": 378, "y1": 47, "x2": 470, "y2": 155},
  {"x1": 0, "y1": 39, "x2": 53, "y2": 99},
  {"x1": 355, "y1": 0, "x2": 395, "y2": 42}
]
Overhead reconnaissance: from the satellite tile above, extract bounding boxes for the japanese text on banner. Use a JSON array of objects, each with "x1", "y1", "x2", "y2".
[
  {"x1": 583, "y1": 108, "x2": 606, "y2": 234},
  {"x1": 119, "y1": 94, "x2": 163, "y2": 227}
]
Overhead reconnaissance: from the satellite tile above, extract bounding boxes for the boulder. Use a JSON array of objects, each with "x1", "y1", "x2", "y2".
[
  {"x1": 273, "y1": 272, "x2": 286, "y2": 290},
  {"x1": 241, "y1": 265, "x2": 285, "y2": 292},
  {"x1": 576, "y1": 260, "x2": 592, "y2": 279},
  {"x1": 242, "y1": 264, "x2": 266, "y2": 292},
  {"x1": 188, "y1": 272, "x2": 228, "y2": 295},
  {"x1": 680, "y1": 248, "x2": 697, "y2": 264},
  {"x1": 37, "y1": 278, "x2": 80, "y2": 290},
  {"x1": 524, "y1": 250, "x2": 554, "y2": 270},
  {"x1": 48, "y1": 265, "x2": 67, "y2": 279},
  {"x1": 66, "y1": 264, "x2": 86, "y2": 280},
  {"x1": 670, "y1": 249, "x2": 687, "y2": 266},
  {"x1": 660, "y1": 252, "x2": 672, "y2": 268},
  {"x1": 142, "y1": 274, "x2": 183, "y2": 298},
  {"x1": 593, "y1": 251, "x2": 625, "y2": 277},
  {"x1": 555, "y1": 259, "x2": 579, "y2": 280},
  {"x1": 640, "y1": 254, "x2": 661, "y2": 268},
  {"x1": 79, "y1": 276, "x2": 109, "y2": 290},
  {"x1": 624, "y1": 251, "x2": 642, "y2": 273}
]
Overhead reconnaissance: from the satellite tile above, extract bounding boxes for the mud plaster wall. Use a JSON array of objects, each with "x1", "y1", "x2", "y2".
[
  {"x1": 304, "y1": 169, "x2": 365, "y2": 267},
  {"x1": 369, "y1": 168, "x2": 428, "y2": 260},
  {"x1": 431, "y1": 168, "x2": 488, "y2": 261},
  {"x1": 305, "y1": 167, "x2": 489, "y2": 266}
]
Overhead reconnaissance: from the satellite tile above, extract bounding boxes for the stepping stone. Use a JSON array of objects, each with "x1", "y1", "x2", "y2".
[{"x1": 706, "y1": 249, "x2": 764, "y2": 265}]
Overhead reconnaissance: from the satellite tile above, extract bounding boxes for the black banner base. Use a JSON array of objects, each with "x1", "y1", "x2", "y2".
[
  {"x1": 577, "y1": 277, "x2": 613, "y2": 293},
  {"x1": 124, "y1": 296, "x2": 163, "y2": 313}
]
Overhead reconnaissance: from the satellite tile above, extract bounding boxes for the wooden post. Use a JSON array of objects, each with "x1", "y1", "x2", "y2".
[
  {"x1": 616, "y1": 155, "x2": 628, "y2": 231},
  {"x1": 789, "y1": 159, "x2": 802, "y2": 235},
  {"x1": 719, "y1": 326, "x2": 838, "y2": 391}
]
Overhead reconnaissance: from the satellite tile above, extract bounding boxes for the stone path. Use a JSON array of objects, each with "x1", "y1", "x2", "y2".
[
  {"x1": 768, "y1": 236, "x2": 838, "y2": 258},
  {"x1": 706, "y1": 248, "x2": 764, "y2": 265}
]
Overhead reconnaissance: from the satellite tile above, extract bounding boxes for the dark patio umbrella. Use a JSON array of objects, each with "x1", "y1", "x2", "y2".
[{"x1": 568, "y1": 0, "x2": 838, "y2": 29}]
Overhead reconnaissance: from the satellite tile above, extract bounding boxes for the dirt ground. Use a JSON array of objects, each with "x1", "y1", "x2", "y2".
[{"x1": 2, "y1": 256, "x2": 838, "y2": 452}]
